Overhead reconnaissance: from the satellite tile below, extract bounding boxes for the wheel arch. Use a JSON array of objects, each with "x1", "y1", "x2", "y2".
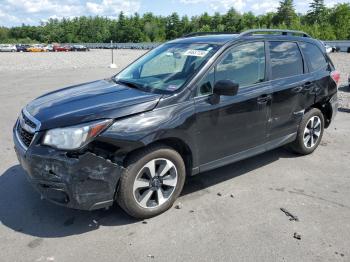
[
  {"x1": 122, "y1": 137, "x2": 194, "y2": 177},
  {"x1": 310, "y1": 101, "x2": 333, "y2": 128}
]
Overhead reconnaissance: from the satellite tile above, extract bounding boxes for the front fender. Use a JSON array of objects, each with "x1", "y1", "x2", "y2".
[{"x1": 97, "y1": 101, "x2": 198, "y2": 165}]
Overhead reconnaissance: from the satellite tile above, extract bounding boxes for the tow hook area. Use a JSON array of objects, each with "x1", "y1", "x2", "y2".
[{"x1": 22, "y1": 150, "x2": 125, "y2": 210}]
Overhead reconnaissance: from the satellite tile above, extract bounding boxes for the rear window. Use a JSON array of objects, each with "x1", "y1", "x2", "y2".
[
  {"x1": 299, "y1": 42, "x2": 328, "y2": 72},
  {"x1": 269, "y1": 41, "x2": 304, "y2": 80}
]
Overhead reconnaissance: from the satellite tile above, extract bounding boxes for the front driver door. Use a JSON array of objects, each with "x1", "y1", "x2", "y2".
[{"x1": 194, "y1": 41, "x2": 272, "y2": 171}]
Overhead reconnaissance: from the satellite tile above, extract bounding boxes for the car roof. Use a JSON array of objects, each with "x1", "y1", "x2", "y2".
[
  {"x1": 166, "y1": 29, "x2": 325, "y2": 49},
  {"x1": 168, "y1": 34, "x2": 239, "y2": 45}
]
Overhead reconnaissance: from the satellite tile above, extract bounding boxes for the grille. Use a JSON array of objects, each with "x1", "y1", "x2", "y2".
[
  {"x1": 22, "y1": 112, "x2": 37, "y2": 129},
  {"x1": 17, "y1": 123, "x2": 34, "y2": 148}
]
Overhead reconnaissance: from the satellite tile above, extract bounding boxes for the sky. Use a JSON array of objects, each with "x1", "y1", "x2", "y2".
[{"x1": 0, "y1": 0, "x2": 347, "y2": 27}]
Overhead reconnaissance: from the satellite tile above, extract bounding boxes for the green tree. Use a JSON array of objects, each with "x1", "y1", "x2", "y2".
[
  {"x1": 258, "y1": 12, "x2": 275, "y2": 28},
  {"x1": 1, "y1": 4, "x2": 350, "y2": 44},
  {"x1": 307, "y1": 0, "x2": 327, "y2": 24},
  {"x1": 274, "y1": 0, "x2": 297, "y2": 26},
  {"x1": 223, "y1": 8, "x2": 241, "y2": 32},
  {"x1": 166, "y1": 12, "x2": 182, "y2": 39},
  {"x1": 211, "y1": 12, "x2": 223, "y2": 31},
  {"x1": 329, "y1": 3, "x2": 350, "y2": 39},
  {"x1": 240, "y1": 12, "x2": 257, "y2": 31},
  {"x1": 0, "y1": 27, "x2": 9, "y2": 41}
]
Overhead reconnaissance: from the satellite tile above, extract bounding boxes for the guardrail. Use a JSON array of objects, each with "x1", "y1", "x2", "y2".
[
  {"x1": 70, "y1": 42, "x2": 162, "y2": 50},
  {"x1": 3, "y1": 40, "x2": 349, "y2": 52},
  {"x1": 74, "y1": 41, "x2": 350, "y2": 52},
  {"x1": 323, "y1": 41, "x2": 350, "y2": 52}
]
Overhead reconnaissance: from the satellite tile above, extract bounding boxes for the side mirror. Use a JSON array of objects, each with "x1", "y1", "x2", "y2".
[{"x1": 213, "y1": 80, "x2": 239, "y2": 96}]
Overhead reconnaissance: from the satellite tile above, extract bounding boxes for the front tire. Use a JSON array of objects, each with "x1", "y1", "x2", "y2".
[
  {"x1": 289, "y1": 108, "x2": 324, "y2": 155},
  {"x1": 117, "y1": 145, "x2": 186, "y2": 219}
]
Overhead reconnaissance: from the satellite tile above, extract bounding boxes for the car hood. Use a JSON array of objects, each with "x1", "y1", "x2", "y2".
[{"x1": 25, "y1": 79, "x2": 162, "y2": 130}]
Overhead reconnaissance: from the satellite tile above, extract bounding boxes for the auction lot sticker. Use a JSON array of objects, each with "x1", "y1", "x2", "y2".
[{"x1": 184, "y1": 50, "x2": 208, "y2": 57}]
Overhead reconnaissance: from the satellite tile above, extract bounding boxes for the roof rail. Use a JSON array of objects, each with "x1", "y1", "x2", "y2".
[
  {"x1": 240, "y1": 29, "x2": 311, "y2": 38},
  {"x1": 182, "y1": 32, "x2": 238, "y2": 38}
]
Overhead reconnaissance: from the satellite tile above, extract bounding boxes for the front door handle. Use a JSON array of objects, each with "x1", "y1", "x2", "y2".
[{"x1": 257, "y1": 94, "x2": 272, "y2": 104}]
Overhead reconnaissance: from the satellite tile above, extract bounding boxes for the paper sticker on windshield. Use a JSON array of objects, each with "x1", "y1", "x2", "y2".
[{"x1": 184, "y1": 50, "x2": 208, "y2": 57}]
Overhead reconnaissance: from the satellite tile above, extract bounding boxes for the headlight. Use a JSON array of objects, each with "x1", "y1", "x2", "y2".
[{"x1": 43, "y1": 119, "x2": 112, "y2": 150}]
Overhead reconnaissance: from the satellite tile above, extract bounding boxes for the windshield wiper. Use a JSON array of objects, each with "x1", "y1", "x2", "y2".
[{"x1": 114, "y1": 79, "x2": 143, "y2": 90}]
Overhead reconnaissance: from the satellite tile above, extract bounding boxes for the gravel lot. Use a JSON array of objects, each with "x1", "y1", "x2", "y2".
[
  {"x1": 330, "y1": 52, "x2": 350, "y2": 109},
  {"x1": 0, "y1": 50, "x2": 349, "y2": 262}
]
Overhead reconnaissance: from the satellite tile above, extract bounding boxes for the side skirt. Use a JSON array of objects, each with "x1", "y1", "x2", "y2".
[{"x1": 195, "y1": 132, "x2": 297, "y2": 174}]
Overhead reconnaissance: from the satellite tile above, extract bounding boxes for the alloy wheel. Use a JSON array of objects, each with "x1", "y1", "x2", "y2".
[
  {"x1": 303, "y1": 116, "x2": 321, "y2": 148},
  {"x1": 133, "y1": 158, "x2": 178, "y2": 208}
]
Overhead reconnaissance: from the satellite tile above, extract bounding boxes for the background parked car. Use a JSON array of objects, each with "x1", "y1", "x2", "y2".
[
  {"x1": 44, "y1": 44, "x2": 54, "y2": 52},
  {"x1": 27, "y1": 44, "x2": 46, "y2": 52},
  {"x1": 320, "y1": 40, "x2": 334, "y2": 53},
  {"x1": 16, "y1": 44, "x2": 30, "y2": 52},
  {"x1": 0, "y1": 44, "x2": 16, "y2": 52},
  {"x1": 53, "y1": 45, "x2": 71, "y2": 52},
  {"x1": 71, "y1": 44, "x2": 89, "y2": 51},
  {"x1": 325, "y1": 44, "x2": 333, "y2": 53}
]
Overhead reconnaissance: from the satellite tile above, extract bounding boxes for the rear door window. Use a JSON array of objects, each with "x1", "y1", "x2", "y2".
[
  {"x1": 269, "y1": 41, "x2": 304, "y2": 80},
  {"x1": 299, "y1": 42, "x2": 328, "y2": 72}
]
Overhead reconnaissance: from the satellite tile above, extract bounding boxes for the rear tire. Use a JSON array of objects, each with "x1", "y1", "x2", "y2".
[
  {"x1": 117, "y1": 145, "x2": 186, "y2": 219},
  {"x1": 289, "y1": 108, "x2": 324, "y2": 155}
]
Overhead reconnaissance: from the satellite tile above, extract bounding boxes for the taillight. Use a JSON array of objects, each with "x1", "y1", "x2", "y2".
[{"x1": 331, "y1": 70, "x2": 340, "y2": 87}]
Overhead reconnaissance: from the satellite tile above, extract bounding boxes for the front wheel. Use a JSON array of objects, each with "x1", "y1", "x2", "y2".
[
  {"x1": 117, "y1": 145, "x2": 186, "y2": 219},
  {"x1": 289, "y1": 108, "x2": 324, "y2": 155}
]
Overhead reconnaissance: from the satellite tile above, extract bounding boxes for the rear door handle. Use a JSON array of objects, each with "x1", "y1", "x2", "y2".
[
  {"x1": 257, "y1": 94, "x2": 272, "y2": 104},
  {"x1": 292, "y1": 82, "x2": 314, "y2": 93},
  {"x1": 303, "y1": 81, "x2": 314, "y2": 89}
]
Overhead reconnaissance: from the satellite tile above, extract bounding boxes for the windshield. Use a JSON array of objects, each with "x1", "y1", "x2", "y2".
[{"x1": 114, "y1": 43, "x2": 219, "y2": 93}]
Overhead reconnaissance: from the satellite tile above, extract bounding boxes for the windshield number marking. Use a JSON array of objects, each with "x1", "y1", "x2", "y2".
[{"x1": 183, "y1": 50, "x2": 208, "y2": 57}]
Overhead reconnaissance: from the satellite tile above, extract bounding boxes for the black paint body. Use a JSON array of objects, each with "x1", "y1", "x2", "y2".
[{"x1": 13, "y1": 33, "x2": 338, "y2": 210}]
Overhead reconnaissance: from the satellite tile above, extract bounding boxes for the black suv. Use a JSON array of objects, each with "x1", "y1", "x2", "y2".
[{"x1": 13, "y1": 29, "x2": 339, "y2": 218}]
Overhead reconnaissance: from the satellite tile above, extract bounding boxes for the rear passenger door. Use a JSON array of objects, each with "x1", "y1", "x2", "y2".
[{"x1": 268, "y1": 41, "x2": 315, "y2": 141}]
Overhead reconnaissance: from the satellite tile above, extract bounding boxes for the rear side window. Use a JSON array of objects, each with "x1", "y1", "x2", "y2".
[
  {"x1": 269, "y1": 41, "x2": 304, "y2": 80},
  {"x1": 299, "y1": 42, "x2": 328, "y2": 72}
]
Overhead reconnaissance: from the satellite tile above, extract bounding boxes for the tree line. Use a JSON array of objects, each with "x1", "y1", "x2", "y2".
[{"x1": 0, "y1": 0, "x2": 349, "y2": 44}]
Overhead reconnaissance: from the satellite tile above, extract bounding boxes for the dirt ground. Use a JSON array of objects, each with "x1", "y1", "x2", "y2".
[{"x1": 0, "y1": 50, "x2": 349, "y2": 262}]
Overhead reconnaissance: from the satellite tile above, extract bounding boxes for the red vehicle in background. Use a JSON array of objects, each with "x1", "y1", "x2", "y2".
[{"x1": 53, "y1": 45, "x2": 71, "y2": 52}]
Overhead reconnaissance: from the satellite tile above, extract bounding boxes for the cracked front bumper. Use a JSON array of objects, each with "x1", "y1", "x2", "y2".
[{"x1": 13, "y1": 129, "x2": 123, "y2": 211}]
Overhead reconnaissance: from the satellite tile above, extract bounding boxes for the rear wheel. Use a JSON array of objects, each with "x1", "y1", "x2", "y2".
[
  {"x1": 289, "y1": 108, "x2": 324, "y2": 155},
  {"x1": 117, "y1": 145, "x2": 186, "y2": 219}
]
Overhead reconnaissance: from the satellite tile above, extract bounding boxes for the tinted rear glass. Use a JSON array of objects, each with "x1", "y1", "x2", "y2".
[
  {"x1": 269, "y1": 41, "x2": 304, "y2": 80},
  {"x1": 299, "y1": 42, "x2": 328, "y2": 72}
]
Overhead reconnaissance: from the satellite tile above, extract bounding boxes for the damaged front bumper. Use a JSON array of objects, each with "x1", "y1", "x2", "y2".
[{"x1": 13, "y1": 129, "x2": 123, "y2": 211}]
